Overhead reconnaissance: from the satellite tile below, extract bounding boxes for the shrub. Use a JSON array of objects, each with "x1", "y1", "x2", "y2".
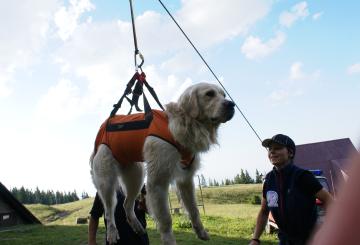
[{"x1": 251, "y1": 195, "x2": 261, "y2": 205}]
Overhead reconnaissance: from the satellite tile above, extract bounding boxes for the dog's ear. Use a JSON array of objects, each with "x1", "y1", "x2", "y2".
[
  {"x1": 165, "y1": 102, "x2": 181, "y2": 116},
  {"x1": 179, "y1": 88, "x2": 199, "y2": 118}
]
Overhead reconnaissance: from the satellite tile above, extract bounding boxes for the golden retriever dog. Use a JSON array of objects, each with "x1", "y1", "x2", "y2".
[{"x1": 90, "y1": 83, "x2": 235, "y2": 244}]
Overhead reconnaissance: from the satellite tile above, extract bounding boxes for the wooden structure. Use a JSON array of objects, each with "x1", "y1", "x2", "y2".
[{"x1": 0, "y1": 182, "x2": 41, "y2": 228}]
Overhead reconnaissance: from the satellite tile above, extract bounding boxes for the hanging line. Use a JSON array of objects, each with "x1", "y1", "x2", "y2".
[
  {"x1": 129, "y1": 0, "x2": 144, "y2": 71},
  {"x1": 157, "y1": 0, "x2": 263, "y2": 144}
]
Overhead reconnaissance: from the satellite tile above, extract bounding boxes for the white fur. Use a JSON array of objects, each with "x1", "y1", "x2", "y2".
[{"x1": 90, "y1": 83, "x2": 234, "y2": 245}]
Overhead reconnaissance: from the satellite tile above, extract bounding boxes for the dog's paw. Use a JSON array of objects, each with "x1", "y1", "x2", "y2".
[
  {"x1": 194, "y1": 226, "x2": 210, "y2": 241},
  {"x1": 107, "y1": 224, "x2": 120, "y2": 244},
  {"x1": 127, "y1": 216, "x2": 146, "y2": 235},
  {"x1": 161, "y1": 232, "x2": 177, "y2": 245}
]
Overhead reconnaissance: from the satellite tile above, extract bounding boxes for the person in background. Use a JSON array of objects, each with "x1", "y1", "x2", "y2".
[
  {"x1": 249, "y1": 134, "x2": 332, "y2": 245},
  {"x1": 88, "y1": 185, "x2": 149, "y2": 245}
]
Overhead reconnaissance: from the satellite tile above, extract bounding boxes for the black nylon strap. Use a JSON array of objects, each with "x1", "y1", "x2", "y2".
[
  {"x1": 143, "y1": 79, "x2": 164, "y2": 111},
  {"x1": 106, "y1": 87, "x2": 154, "y2": 132},
  {"x1": 110, "y1": 73, "x2": 138, "y2": 117}
]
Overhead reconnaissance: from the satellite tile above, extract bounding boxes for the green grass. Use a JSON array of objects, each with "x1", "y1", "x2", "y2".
[
  {"x1": 169, "y1": 184, "x2": 263, "y2": 207},
  {"x1": 199, "y1": 184, "x2": 263, "y2": 204},
  {"x1": 0, "y1": 184, "x2": 277, "y2": 245}
]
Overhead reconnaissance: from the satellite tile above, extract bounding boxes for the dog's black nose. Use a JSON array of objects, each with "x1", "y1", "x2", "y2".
[{"x1": 224, "y1": 100, "x2": 235, "y2": 108}]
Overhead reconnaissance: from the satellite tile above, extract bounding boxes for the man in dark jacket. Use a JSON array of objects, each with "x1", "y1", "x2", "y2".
[
  {"x1": 88, "y1": 186, "x2": 149, "y2": 245},
  {"x1": 249, "y1": 134, "x2": 332, "y2": 245}
]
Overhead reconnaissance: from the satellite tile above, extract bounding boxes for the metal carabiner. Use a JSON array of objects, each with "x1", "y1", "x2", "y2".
[{"x1": 134, "y1": 50, "x2": 144, "y2": 72}]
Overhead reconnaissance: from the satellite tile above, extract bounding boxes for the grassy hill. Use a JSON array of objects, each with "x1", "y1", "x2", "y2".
[
  {"x1": 0, "y1": 184, "x2": 277, "y2": 245},
  {"x1": 170, "y1": 184, "x2": 263, "y2": 205}
]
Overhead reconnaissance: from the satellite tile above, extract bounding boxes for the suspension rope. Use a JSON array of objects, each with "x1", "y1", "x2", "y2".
[
  {"x1": 157, "y1": 0, "x2": 263, "y2": 143},
  {"x1": 129, "y1": 0, "x2": 144, "y2": 71}
]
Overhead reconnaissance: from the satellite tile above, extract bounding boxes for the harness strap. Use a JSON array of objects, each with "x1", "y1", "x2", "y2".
[
  {"x1": 109, "y1": 72, "x2": 164, "y2": 119},
  {"x1": 110, "y1": 72, "x2": 138, "y2": 117}
]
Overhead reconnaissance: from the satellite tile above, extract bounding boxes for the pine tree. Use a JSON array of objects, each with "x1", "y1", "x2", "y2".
[
  {"x1": 244, "y1": 170, "x2": 254, "y2": 184},
  {"x1": 34, "y1": 187, "x2": 41, "y2": 203},
  {"x1": 255, "y1": 169, "x2": 263, "y2": 183},
  {"x1": 240, "y1": 169, "x2": 246, "y2": 184},
  {"x1": 18, "y1": 187, "x2": 26, "y2": 203},
  {"x1": 234, "y1": 174, "x2": 241, "y2": 184},
  {"x1": 81, "y1": 192, "x2": 89, "y2": 199},
  {"x1": 225, "y1": 179, "x2": 231, "y2": 185},
  {"x1": 208, "y1": 178, "x2": 213, "y2": 187},
  {"x1": 200, "y1": 174, "x2": 207, "y2": 187}
]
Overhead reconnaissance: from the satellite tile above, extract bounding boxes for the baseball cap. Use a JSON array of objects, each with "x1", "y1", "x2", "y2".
[{"x1": 262, "y1": 134, "x2": 296, "y2": 155}]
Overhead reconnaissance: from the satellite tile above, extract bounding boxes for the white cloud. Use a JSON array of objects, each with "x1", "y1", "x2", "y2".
[
  {"x1": 269, "y1": 89, "x2": 290, "y2": 102},
  {"x1": 268, "y1": 61, "x2": 319, "y2": 103},
  {"x1": 241, "y1": 32, "x2": 286, "y2": 60},
  {"x1": 54, "y1": 0, "x2": 95, "y2": 41},
  {"x1": 347, "y1": 63, "x2": 360, "y2": 75},
  {"x1": 0, "y1": 120, "x2": 95, "y2": 193},
  {"x1": 135, "y1": 0, "x2": 272, "y2": 55},
  {"x1": 312, "y1": 11, "x2": 323, "y2": 20},
  {"x1": 160, "y1": 51, "x2": 201, "y2": 74},
  {"x1": 279, "y1": 1, "x2": 309, "y2": 28},
  {"x1": 176, "y1": 0, "x2": 272, "y2": 46},
  {"x1": 0, "y1": 0, "x2": 59, "y2": 98},
  {"x1": 36, "y1": 79, "x2": 83, "y2": 122},
  {"x1": 0, "y1": 67, "x2": 13, "y2": 97},
  {"x1": 289, "y1": 61, "x2": 320, "y2": 81},
  {"x1": 268, "y1": 89, "x2": 304, "y2": 103},
  {"x1": 290, "y1": 62, "x2": 304, "y2": 80}
]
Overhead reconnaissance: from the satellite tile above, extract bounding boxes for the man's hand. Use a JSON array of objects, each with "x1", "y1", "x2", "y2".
[{"x1": 315, "y1": 188, "x2": 333, "y2": 210}]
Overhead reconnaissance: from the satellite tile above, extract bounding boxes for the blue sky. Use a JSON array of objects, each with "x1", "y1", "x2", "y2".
[{"x1": 1, "y1": 0, "x2": 359, "y2": 195}]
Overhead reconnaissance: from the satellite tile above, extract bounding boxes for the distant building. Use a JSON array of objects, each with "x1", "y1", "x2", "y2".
[
  {"x1": 294, "y1": 138, "x2": 358, "y2": 196},
  {"x1": 0, "y1": 182, "x2": 41, "y2": 228}
]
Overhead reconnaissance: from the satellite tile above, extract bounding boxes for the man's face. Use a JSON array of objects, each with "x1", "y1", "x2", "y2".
[{"x1": 267, "y1": 143, "x2": 292, "y2": 167}]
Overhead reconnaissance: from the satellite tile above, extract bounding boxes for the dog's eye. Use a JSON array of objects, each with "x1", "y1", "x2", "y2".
[{"x1": 205, "y1": 90, "x2": 215, "y2": 97}]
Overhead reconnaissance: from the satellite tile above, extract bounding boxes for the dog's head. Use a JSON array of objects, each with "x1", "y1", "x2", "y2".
[{"x1": 178, "y1": 83, "x2": 235, "y2": 125}]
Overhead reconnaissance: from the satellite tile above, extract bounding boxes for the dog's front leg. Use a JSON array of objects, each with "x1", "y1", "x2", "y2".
[{"x1": 176, "y1": 178, "x2": 210, "y2": 241}]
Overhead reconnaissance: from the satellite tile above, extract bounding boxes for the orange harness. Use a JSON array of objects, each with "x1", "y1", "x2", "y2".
[{"x1": 94, "y1": 110, "x2": 194, "y2": 167}]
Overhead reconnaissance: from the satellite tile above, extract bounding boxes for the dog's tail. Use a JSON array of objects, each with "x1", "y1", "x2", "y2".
[
  {"x1": 89, "y1": 151, "x2": 95, "y2": 167},
  {"x1": 89, "y1": 151, "x2": 95, "y2": 177},
  {"x1": 90, "y1": 121, "x2": 106, "y2": 172}
]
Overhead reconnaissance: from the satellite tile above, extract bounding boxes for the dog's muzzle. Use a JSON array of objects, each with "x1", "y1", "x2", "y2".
[{"x1": 223, "y1": 100, "x2": 235, "y2": 122}]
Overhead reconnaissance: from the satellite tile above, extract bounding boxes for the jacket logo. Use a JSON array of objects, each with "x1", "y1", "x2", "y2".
[{"x1": 266, "y1": 191, "x2": 279, "y2": 207}]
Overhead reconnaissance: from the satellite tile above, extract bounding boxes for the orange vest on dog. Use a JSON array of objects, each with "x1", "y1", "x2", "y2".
[{"x1": 94, "y1": 110, "x2": 194, "y2": 167}]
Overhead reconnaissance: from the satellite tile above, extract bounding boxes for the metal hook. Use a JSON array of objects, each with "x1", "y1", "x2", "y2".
[{"x1": 134, "y1": 50, "x2": 144, "y2": 72}]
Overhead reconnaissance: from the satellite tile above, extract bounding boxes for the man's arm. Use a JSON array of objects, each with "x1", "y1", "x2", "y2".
[
  {"x1": 299, "y1": 171, "x2": 333, "y2": 209},
  {"x1": 249, "y1": 197, "x2": 269, "y2": 245},
  {"x1": 315, "y1": 188, "x2": 333, "y2": 210},
  {"x1": 88, "y1": 216, "x2": 99, "y2": 245}
]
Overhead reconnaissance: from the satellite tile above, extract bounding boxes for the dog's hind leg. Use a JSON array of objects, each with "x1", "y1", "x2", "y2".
[
  {"x1": 119, "y1": 161, "x2": 146, "y2": 235},
  {"x1": 91, "y1": 145, "x2": 120, "y2": 244}
]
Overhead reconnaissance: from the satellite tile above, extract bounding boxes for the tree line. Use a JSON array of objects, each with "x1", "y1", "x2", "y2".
[
  {"x1": 10, "y1": 186, "x2": 89, "y2": 205},
  {"x1": 199, "y1": 169, "x2": 263, "y2": 187}
]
